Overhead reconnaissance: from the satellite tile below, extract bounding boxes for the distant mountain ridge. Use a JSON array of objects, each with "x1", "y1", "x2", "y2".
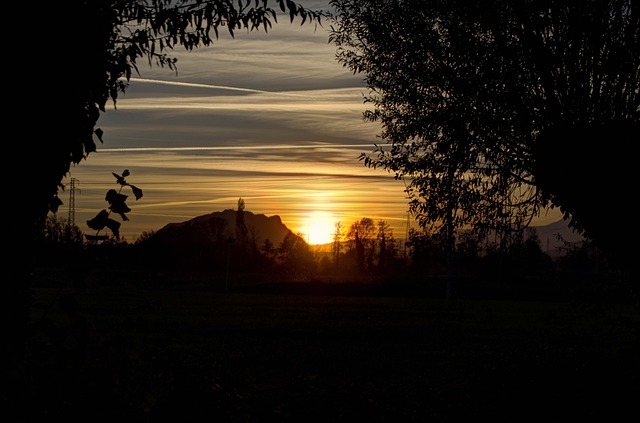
[
  {"x1": 532, "y1": 218, "x2": 585, "y2": 256},
  {"x1": 138, "y1": 209, "x2": 296, "y2": 270},
  {"x1": 153, "y1": 208, "x2": 294, "y2": 246}
]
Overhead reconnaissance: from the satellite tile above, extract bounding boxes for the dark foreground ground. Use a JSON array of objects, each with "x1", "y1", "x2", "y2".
[{"x1": 6, "y1": 280, "x2": 639, "y2": 422}]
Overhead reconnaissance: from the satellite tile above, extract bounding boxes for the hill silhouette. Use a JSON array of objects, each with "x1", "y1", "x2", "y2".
[
  {"x1": 138, "y1": 209, "x2": 295, "y2": 270},
  {"x1": 156, "y1": 209, "x2": 293, "y2": 245}
]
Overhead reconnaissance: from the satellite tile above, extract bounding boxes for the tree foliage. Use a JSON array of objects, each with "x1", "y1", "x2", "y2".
[
  {"x1": 278, "y1": 231, "x2": 316, "y2": 279},
  {"x1": 346, "y1": 217, "x2": 375, "y2": 269},
  {"x1": 41, "y1": 215, "x2": 85, "y2": 246},
  {"x1": 86, "y1": 169, "x2": 144, "y2": 240},
  {"x1": 376, "y1": 219, "x2": 396, "y2": 269},
  {"x1": 235, "y1": 197, "x2": 249, "y2": 250},
  {"x1": 329, "y1": 0, "x2": 639, "y2": 276},
  {"x1": 343, "y1": 218, "x2": 398, "y2": 271}
]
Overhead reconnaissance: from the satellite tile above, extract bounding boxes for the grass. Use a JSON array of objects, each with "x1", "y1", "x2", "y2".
[{"x1": 13, "y1": 283, "x2": 640, "y2": 422}]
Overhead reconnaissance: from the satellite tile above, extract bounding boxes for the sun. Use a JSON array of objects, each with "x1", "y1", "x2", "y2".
[{"x1": 302, "y1": 210, "x2": 336, "y2": 245}]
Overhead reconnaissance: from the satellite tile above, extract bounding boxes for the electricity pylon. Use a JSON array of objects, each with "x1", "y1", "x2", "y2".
[{"x1": 68, "y1": 177, "x2": 80, "y2": 227}]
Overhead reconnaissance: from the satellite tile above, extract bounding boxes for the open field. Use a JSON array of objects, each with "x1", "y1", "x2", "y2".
[{"x1": 11, "y1": 283, "x2": 640, "y2": 422}]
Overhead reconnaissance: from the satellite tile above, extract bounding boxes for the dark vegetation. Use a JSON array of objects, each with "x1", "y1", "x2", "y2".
[
  {"x1": 15, "y1": 273, "x2": 640, "y2": 421},
  {"x1": 34, "y1": 207, "x2": 636, "y2": 303},
  {"x1": 11, "y1": 206, "x2": 638, "y2": 421}
]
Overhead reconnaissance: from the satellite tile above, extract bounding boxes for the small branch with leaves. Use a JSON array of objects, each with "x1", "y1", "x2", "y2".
[{"x1": 86, "y1": 170, "x2": 143, "y2": 241}]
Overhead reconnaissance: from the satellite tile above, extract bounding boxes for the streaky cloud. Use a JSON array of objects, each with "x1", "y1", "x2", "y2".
[
  {"x1": 97, "y1": 143, "x2": 367, "y2": 152},
  {"x1": 128, "y1": 77, "x2": 305, "y2": 97}
]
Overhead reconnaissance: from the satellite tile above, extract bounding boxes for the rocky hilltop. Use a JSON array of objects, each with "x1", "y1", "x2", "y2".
[
  {"x1": 155, "y1": 209, "x2": 293, "y2": 246},
  {"x1": 137, "y1": 209, "x2": 295, "y2": 269}
]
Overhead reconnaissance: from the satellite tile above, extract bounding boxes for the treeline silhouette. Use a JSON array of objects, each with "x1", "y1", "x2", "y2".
[
  {"x1": 35, "y1": 211, "x2": 627, "y2": 303},
  {"x1": 20, "y1": 210, "x2": 637, "y2": 422}
]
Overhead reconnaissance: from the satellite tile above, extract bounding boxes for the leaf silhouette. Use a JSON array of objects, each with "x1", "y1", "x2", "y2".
[
  {"x1": 86, "y1": 209, "x2": 121, "y2": 238},
  {"x1": 105, "y1": 189, "x2": 131, "y2": 220},
  {"x1": 129, "y1": 184, "x2": 143, "y2": 200},
  {"x1": 112, "y1": 172, "x2": 127, "y2": 186}
]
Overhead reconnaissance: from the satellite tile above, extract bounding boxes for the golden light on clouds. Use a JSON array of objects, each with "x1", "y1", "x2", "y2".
[
  {"x1": 63, "y1": 5, "x2": 560, "y2": 244},
  {"x1": 65, "y1": 146, "x2": 411, "y2": 243},
  {"x1": 45, "y1": 0, "x2": 575, "y2": 281},
  {"x1": 50, "y1": 2, "x2": 405, "y2": 245}
]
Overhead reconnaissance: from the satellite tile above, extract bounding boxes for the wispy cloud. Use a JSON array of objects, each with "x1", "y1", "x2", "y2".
[
  {"x1": 128, "y1": 77, "x2": 306, "y2": 96},
  {"x1": 97, "y1": 143, "x2": 367, "y2": 152},
  {"x1": 67, "y1": 4, "x2": 414, "y2": 242}
]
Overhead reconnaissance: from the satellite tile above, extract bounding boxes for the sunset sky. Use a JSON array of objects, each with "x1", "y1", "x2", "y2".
[{"x1": 63, "y1": 0, "x2": 561, "y2": 244}]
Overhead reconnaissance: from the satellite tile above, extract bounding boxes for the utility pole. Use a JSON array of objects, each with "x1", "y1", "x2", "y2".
[{"x1": 67, "y1": 178, "x2": 80, "y2": 232}]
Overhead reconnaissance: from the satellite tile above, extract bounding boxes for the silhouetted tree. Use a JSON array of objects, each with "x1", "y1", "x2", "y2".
[
  {"x1": 42, "y1": 214, "x2": 85, "y2": 246},
  {"x1": 455, "y1": 230, "x2": 482, "y2": 279},
  {"x1": 134, "y1": 230, "x2": 156, "y2": 244},
  {"x1": 262, "y1": 238, "x2": 276, "y2": 260},
  {"x1": 554, "y1": 238, "x2": 616, "y2": 297},
  {"x1": 329, "y1": 0, "x2": 639, "y2": 284},
  {"x1": 35, "y1": 215, "x2": 86, "y2": 268},
  {"x1": 535, "y1": 122, "x2": 638, "y2": 284},
  {"x1": 332, "y1": 221, "x2": 345, "y2": 269},
  {"x1": 406, "y1": 228, "x2": 447, "y2": 279},
  {"x1": 518, "y1": 228, "x2": 554, "y2": 280},
  {"x1": 376, "y1": 220, "x2": 396, "y2": 269},
  {"x1": 235, "y1": 197, "x2": 249, "y2": 252},
  {"x1": 347, "y1": 217, "x2": 376, "y2": 270},
  {"x1": 277, "y1": 232, "x2": 316, "y2": 280},
  {"x1": 248, "y1": 226, "x2": 262, "y2": 257},
  {"x1": 480, "y1": 227, "x2": 554, "y2": 286}
]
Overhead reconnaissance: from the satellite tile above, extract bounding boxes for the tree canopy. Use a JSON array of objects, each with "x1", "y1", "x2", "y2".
[{"x1": 328, "y1": 0, "x2": 639, "y2": 277}]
